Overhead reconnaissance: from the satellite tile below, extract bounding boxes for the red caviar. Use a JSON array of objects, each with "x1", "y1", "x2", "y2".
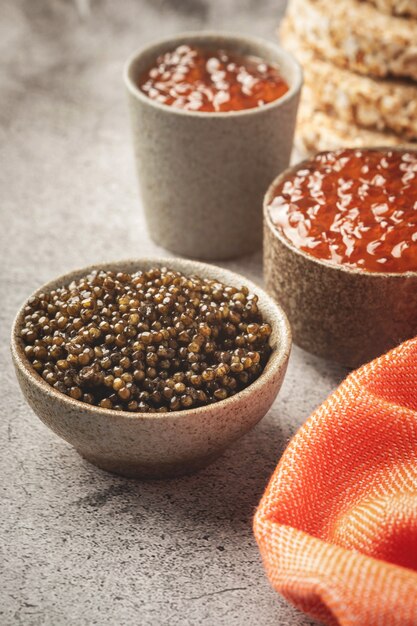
[
  {"x1": 268, "y1": 149, "x2": 417, "y2": 273},
  {"x1": 139, "y1": 44, "x2": 289, "y2": 112}
]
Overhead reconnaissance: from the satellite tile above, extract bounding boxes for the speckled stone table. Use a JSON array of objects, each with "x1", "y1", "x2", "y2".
[{"x1": 0, "y1": 1, "x2": 346, "y2": 624}]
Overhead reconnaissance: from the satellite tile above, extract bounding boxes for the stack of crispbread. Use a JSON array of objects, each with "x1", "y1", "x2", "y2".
[{"x1": 280, "y1": 0, "x2": 417, "y2": 153}]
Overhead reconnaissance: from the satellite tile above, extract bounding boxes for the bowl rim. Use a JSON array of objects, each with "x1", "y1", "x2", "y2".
[
  {"x1": 263, "y1": 146, "x2": 417, "y2": 278},
  {"x1": 123, "y1": 30, "x2": 303, "y2": 119},
  {"x1": 11, "y1": 257, "x2": 292, "y2": 422}
]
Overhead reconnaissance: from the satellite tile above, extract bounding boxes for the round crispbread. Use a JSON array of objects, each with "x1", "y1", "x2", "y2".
[
  {"x1": 286, "y1": 0, "x2": 417, "y2": 81},
  {"x1": 295, "y1": 102, "x2": 416, "y2": 155},
  {"x1": 362, "y1": 0, "x2": 417, "y2": 18},
  {"x1": 280, "y1": 17, "x2": 417, "y2": 140}
]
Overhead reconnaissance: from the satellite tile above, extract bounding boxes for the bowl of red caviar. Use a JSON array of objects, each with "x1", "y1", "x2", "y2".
[
  {"x1": 124, "y1": 31, "x2": 302, "y2": 260},
  {"x1": 264, "y1": 147, "x2": 417, "y2": 368},
  {"x1": 11, "y1": 257, "x2": 291, "y2": 479}
]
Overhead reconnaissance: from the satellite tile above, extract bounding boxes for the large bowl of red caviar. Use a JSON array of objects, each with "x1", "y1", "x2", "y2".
[{"x1": 264, "y1": 147, "x2": 417, "y2": 368}]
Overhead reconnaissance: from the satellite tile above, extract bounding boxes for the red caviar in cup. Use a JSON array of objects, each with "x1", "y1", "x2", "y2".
[
  {"x1": 267, "y1": 149, "x2": 417, "y2": 273},
  {"x1": 139, "y1": 44, "x2": 289, "y2": 112}
]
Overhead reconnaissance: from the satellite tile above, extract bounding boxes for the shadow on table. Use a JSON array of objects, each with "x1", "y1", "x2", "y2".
[{"x1": 75, "y1": 412, "x2": 288, "y2": 531}]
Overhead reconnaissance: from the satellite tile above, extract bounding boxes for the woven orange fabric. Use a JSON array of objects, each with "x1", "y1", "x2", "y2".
[{"x1": 254, "y1": 338, "x2": 417, "y2": 626}]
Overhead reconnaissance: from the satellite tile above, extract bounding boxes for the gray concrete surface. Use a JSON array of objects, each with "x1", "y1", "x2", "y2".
[{"x1": 1, "y1": 1, "x2": 345, "y2": 624}]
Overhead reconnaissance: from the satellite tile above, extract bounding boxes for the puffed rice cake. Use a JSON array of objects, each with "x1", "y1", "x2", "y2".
[
  {"x1": 280, "y1": 17, "x2": 417, "y2": 140},
  {"x1": 286, "y1": 0, "x2": 417, "y2": 81},
  {"x1": 295, "y1": 102, "x2": 416, "y2": 154},
  {"x1": 361, "y1": 0, "x2": 417, "y2": 18}
]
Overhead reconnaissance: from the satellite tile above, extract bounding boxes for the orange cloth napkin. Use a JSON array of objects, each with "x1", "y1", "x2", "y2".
[{"x1": 254, "y1": 338, "x2": 417, "y2": 626}]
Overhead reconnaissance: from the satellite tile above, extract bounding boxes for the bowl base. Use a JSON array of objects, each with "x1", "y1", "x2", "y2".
[{"x1": 77, "y1": 449, "x2": 223, "y2": 479}]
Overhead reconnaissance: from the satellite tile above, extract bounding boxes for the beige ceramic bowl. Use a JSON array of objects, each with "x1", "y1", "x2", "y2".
[
  {"x1": 11, "y1": 258, "x2": 291, "y2": 479},
  {"x1": 263, "y1": 152, "x2": 417, "y2": 369},
  {"x1": 124, "y1": 31, "x2": 302, "y2": 260}
]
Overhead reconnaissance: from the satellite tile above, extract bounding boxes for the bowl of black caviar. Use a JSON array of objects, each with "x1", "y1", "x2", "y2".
[{"x1": 11, "y1": 258, "x2": 291, "y2": 478}]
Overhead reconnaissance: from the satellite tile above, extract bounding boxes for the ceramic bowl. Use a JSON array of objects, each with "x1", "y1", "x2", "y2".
[
  {"x1": 11, "y1": 258, "x2": 291, "y2": 479},
  {"x1": 263, "y1": 155, "x2": 417, "y2": 369},
  {"x1": 124, "y1": 31, "x2": 302, "y2": 260}
]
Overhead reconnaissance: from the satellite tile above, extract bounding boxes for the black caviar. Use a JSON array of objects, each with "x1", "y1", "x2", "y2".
[{"x1": 20, "y1": 268, "x2": 272, "y2": 412}]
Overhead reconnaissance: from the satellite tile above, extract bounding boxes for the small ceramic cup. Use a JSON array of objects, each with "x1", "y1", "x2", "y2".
[
  {"x1": 263, "y1": 152, "x2": 417, "y2": 369},
  {"x1": 124, "y1": 31, "x2": 302, "y2": 260},
  {"x1": 11, "y1": 258, "x2": 291, "y2": 479}
]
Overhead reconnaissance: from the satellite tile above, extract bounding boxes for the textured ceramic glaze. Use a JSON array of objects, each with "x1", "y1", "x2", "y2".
[
  {"x1": 11, "y1": 258, "x2": 291, "y2": 479},
  {"x1": 124, "y1": 32, "x2": 302, "y2": 260},
  {"x1": 263, "y1": 153, "x2": 417, "y2": 368}
]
